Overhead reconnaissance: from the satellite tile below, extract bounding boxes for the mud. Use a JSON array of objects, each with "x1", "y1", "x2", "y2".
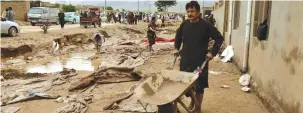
[
  {"x1": 121, "y1": 27, "x2": 144, "y2": 34},
  {"x1": 1, "y1": 45, "x2": 34, "y2": 58},
  {"x1": 99, "y1": 30, "x2": 110, "y2": 38},
  {"x1": 1, "y1": 69, "x2": 46, "y2": 80},
  {"x1": 56, "y1": 33, "x2": 91, "y2": 47}
]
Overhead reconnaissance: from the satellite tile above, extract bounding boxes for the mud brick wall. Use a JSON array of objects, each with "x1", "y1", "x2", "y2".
[{"x1": 1, "y1": 1, "x2": 30, "y2": 21}]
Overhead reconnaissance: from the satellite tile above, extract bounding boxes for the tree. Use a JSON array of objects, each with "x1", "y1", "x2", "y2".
[
  {"x1": 154, "y1": 1, "x2": 177, "y2": 12},
  {"x1": 121, "y1": 8, "x2": 125, "y2": 11},
  {"x1": 30, "y1": 1, "x2": 41, "y2": 8},
  {"x1": 54, "y1": 3, "x2": 60, "y2": 8},
  {"x1": 62, "y1": 4, "x2": 76, "y2": 12},
  {"x1": 106, "y1": 6, "x2": 113, "y2": 11}
]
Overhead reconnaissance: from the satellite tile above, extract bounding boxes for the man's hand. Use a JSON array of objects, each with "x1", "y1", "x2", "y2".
[
  {"x1": 173, "y1": 50, "x2": 180, "y2": 57},
  {"x1": 206, "y1": 53, "x2": 214, "y2": 60}
]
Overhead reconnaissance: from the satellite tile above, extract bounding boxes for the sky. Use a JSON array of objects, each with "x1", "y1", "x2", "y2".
[{"x1": 42, "y1": 0, "x2": 216, "y2": 12}]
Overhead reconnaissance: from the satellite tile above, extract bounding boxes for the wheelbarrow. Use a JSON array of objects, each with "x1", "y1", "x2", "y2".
[{"x1": 134, "y1": 59, "x2": 209, "y2": 113}]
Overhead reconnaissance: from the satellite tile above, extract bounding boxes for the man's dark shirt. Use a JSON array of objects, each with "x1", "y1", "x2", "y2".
[
  {"x1": 58, "y1": 13, "x2": 65, "y2": 22},
  {"x1": 175, "y1": 18, "x2": 224, "y2": 67}
]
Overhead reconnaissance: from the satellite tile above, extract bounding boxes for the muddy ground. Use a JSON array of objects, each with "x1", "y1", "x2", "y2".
[{"x1": 1, "y1": 21, "x2": 269, "y2": 113}]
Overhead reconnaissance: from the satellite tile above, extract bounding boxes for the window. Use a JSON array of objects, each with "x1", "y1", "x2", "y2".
[
  {"x1": 233, "y1": 1, "x2": 241, "y2": 30},
  {"x1": 43, "y1": 9, "x2": 48, "y2": 14},
  {"x1": 253, "y1": 1, "x2": 271, "y2": 37}
]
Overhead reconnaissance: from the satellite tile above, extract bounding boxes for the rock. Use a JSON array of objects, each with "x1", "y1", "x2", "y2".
[
  {"x1": 241, "y1": 86, "x2": 251, "y2": 92},
  {"x1": 220, "y1": 85, "x2": 230, "y2": 89},
  {"x1": 131, "y1": 53, "x2": 140, "y2": 59},
  {"x1": 25, "y1": 57, "x2": 33, "y2": 60},
  {"x1": 1, "y1": 106, "x2": 20, "y2": 113},
  {"x1": 0, "y1": 75, "x2": 4, "y2": 81}
]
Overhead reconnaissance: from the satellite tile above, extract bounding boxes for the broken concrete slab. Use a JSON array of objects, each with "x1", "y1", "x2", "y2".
[{"x1": 1, "y1": 106, "x2": 21, "y2": 113}]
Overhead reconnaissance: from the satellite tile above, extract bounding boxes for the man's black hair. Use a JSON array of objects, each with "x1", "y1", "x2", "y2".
[
  {"x1": 8, "y1": 7, "x2": 12, "y2": 10},
  {"x1": 186, "y1": 1, "x2": 200, "y2": 12},
  {"x1": 152, "y1": 17, "x2": 156, "y2": 21}
]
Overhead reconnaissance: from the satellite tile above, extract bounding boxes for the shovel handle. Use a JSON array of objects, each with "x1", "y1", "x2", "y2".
[
  {"x1": 200, "y1": 58, "x2": 209, "y2": 69},
  {"x1": 195, "y1": 58, "x2": 210, "y2": 75},
  {"x1": 171, "y1": 55, "x2": 177, "y2": 67}
]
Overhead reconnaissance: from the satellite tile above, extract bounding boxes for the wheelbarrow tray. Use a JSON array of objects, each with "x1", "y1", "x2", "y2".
[{"x1": 134, "y1": 70, "x2": 199, "y2": 105}]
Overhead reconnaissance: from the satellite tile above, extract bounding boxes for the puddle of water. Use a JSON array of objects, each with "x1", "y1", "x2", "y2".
[{"x1": 26, "y1": 52, "x2": 98, "y2": 73}]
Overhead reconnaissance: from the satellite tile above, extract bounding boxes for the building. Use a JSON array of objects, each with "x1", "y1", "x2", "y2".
[
  {"x1": 1, "y1": 1, "x2": 60, "y2": 21},
  {"x1": 1, "y1": 1, "x2": 31, "y2": 20},
  {"x1": 201, "y1": 6, "x2": 213, "y2": 17},
  {"x1": 212, "y1": 1, "x2": 303, "y2": 113}
]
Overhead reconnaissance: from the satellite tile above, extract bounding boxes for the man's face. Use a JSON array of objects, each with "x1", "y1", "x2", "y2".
[
  {"x1": 186, "y1": 7, "x2": 199, "y2": 20},
  {"x1": 151, "y1": 20, "x2": 156, "y2": 24}
]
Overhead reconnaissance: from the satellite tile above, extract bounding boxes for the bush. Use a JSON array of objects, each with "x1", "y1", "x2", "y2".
[{"x1": 63, "y1": 4, "x2": 76, "y2": 12}]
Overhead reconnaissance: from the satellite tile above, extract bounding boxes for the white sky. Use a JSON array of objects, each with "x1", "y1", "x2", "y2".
[{"x1": 41, "y1": 0, "x2": 215, "y2": 12}]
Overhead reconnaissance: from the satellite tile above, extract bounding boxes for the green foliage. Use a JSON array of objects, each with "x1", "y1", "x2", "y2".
[
  {"x1": 106, "y1": 6, "x2": 113, "y2": 11},
  {"x1": 30, "y1": 1, "x2": 41, "y2": 8},
  {"x1": 154, "y1": 1, "x2": 177, "y2": 12},
  {"x1": 54, "y1": 3, "x2": 60, "y2": 8},
  {"x1": 121, "y1": 8, "x2": 125, "y2": 11},
  {"x1": 62, "y1": 4, "x2": 76, "y2": 12}
]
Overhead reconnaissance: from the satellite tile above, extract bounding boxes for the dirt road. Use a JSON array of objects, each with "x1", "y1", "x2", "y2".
[
  {"x1": 20, "y1": 23, "x2": 114, "y2": 33},
  {"x1": 1, "y1": 21, "x2": 270, "y2": 113}
]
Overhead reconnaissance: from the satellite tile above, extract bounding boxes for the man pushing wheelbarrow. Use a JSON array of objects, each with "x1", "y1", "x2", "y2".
[{"x1": 158, "y1": 1, "x2": 224, "y2": 113}]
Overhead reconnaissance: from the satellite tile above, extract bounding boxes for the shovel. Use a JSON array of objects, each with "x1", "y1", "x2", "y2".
[
  {"x1": 194, "y1": 58, "x2": 210, "y2": 75},
  {"x1": 166, "y1": 55, "x2": 178, "y2": 70}
]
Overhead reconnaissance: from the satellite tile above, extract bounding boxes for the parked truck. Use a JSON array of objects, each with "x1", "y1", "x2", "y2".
[
  {"x1": 80, "y1": 8, "x2": 101, "y2": 28},
  {"x1": 27, "y1": 7, "x2": 60, "y2": 26}
]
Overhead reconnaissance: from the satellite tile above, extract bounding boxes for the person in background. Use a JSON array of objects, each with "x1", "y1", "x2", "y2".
[
  {"x1": 207, "y1": 14, "x2": 216, "y2": 26},
  {"x1": 112, "y1": 12, "x2": 117, "y2": 23},
  {"x1": 93, "y1": 33, "x2": 105, "y2": 54},
  {"x1": 7, "y1": 7, "x2": 14, "y2": 22},
  {"x1": 146, "y1": 17, "x2": 160, "y2": 52},
  {"x1": 161, "y1": 14, "x2": 165, "y2": 27},
  {"x1": 2, "y1": 8, "x2": 8, "y2": 19},
  {"x1": 118, "y1": 12, "x2": 121, "y2": 23},
  {"x1": 58, "y1": 10, "x2": 65, "y2": 28}
]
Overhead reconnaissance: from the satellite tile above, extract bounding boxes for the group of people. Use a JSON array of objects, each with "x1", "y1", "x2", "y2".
[
  {"x1": 1, "y1": 7, "x2": 14, "y2": 22},
  {"x1": 106, "y1": 11, "x2": 143, "y2": 25}
]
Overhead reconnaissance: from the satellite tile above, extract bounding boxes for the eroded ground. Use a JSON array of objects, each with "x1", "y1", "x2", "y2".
[{"x1": 1, "y1": 21, "x2": 269, "y2": 113}]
